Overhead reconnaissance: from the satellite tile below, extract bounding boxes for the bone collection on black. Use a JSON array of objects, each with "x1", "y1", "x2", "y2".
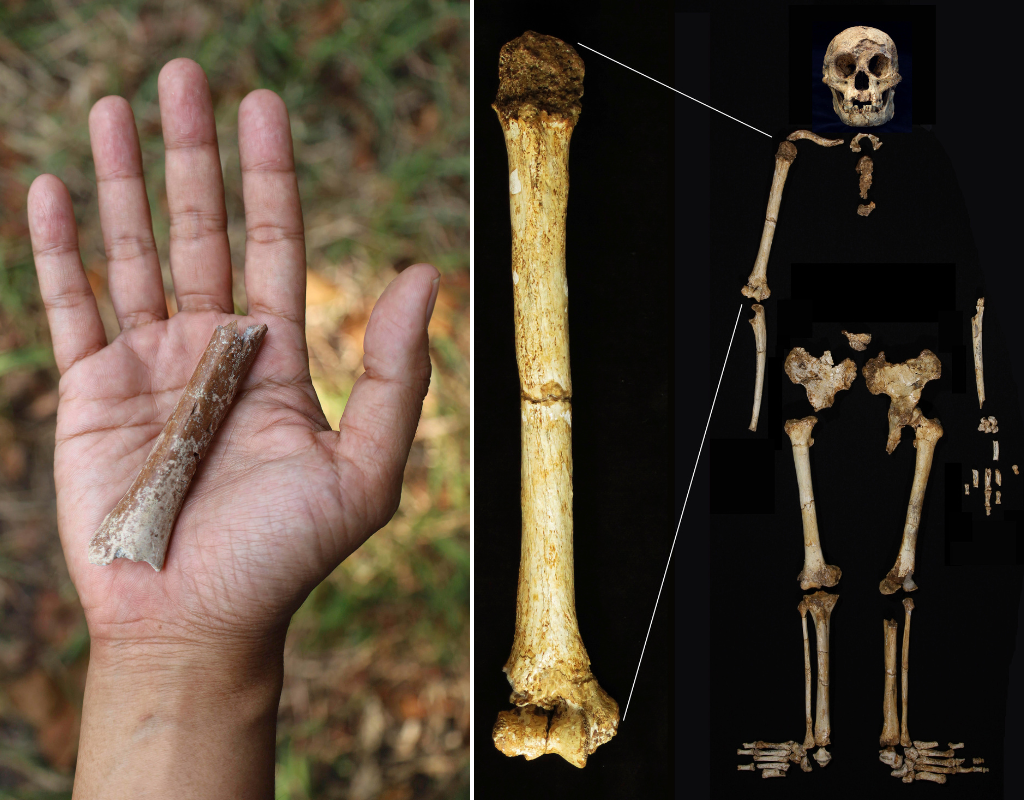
[{"x1": 736, "y1": 25, "x2": 996, "y2": 782}]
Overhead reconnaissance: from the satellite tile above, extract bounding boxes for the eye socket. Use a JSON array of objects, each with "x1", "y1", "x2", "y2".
[
  {"x1": 869, "y1": 54, "x2": 891, "y2": 77},
  {"x1": 835, "y1": 53, "x2": 856, "y2": 77}
]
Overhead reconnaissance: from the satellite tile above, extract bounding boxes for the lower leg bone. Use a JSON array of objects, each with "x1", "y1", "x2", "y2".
[
  {"x1": 805, "y1": 591, "x2": 838, "y2": 747},
  {"x1": 786, "y1": 417, "x2": 842, "y2": 589},
  {"x1": 881, "y1": 619, "x2": 900, "y2": 746},
  {"x1": 900, "y1": 598, "x2": 914, "y2": 747},
  {"x1": 880, "y1": 412, "x2": 943, "y2": 594},
  {"x1": 799, "y1": 601, "x2": 815, "y2": 750},
  {"x1": 748, "y1": 304, "x2": 766, "y2": 431}
]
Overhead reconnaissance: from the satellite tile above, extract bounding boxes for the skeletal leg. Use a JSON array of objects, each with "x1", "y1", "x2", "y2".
[
  {"x1": 880, "y1": 412, "x2": 943, "y2": 594},
  {"x1": 786, "y1": 417, "x2": 842, "y2": 589},
  {"x1": 805, "y1": 591, "x2": 838, "y2": 748},
  {"x1": 973, "y1": 298, "x2": 985, "y2": 409},
  {"x1": 881, "y1": 619, "x2": 900, "y2": 746},
  {"x1": 900, "y1": 598, "x2": 914, "y2": 746},
  {"x1": 799, "y1": 601, "x2": 815, "y2": 750},
  {"x1": 748, "y1": 304, "x2": 766, "y2": 431},
  {"x1": 742, "y1": 141, "x2": 797, "y2": 302}
]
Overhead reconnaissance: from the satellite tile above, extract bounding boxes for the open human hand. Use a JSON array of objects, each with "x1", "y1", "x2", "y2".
[{"x1": 26, "y1": 58, "x2": 439, "y2": 664}]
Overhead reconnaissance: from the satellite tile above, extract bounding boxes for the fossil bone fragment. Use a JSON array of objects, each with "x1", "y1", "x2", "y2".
[
  {"x1": 879, "y1": 412, "x2": 943, "y2": 594},
  {"x1": 850, "y1": 133, "x2": 883, "y2": 152},
  {"x1": 805, "y1": 591, "x2": 838, "y2": 748},
  {"x1": 996, "y1": 469, "x2": 1002, "y2": 486},
  {"x1": 748, "y1": 304, "x2": 766, "y2": 431},
  {"x1": 965, "y1": 484, "x2": 970, "y2": 495},
  {"x1": 979, "y1": 415, "x2": 999, "y2": 433},
  {"x1": 741, "y1": 141, "x2": 797, "y2": 302},
  {"x1": 799, "y1": 601, "x2": 815, "y2": 751},
  {"x1": 913, "y1": 741, "x2": 939, "y2": 750},
  {"x1": 737, "y1": 763, "x2": 756, "y2": 771},
  {"x1": 761, "y1": 769, "x2": 786, "y2": 778},
  {"x1": 490, "y1": 32, "x2": 618, "y2": 768},
  {"x1": 856, "y1": 156, "x2": 873, "y2": 199},
  {"x1": 862, "y1": 350, "x2": 941, "y2": 454},
  {"x1": 813, "y1": 747, "x2": 831, "y2": 767},
  {"x1": 973, "y1": 469, "x2": 979, "y2": 488},
  {"x1": 785, "y1": 418, "x2": 842, "y2": 589},
  {"x1": 914, "y1": 771, "x2": 947, "y2": 784},
  {"x1": 841, "y1": 330, "x2": 871, "y2": 351},
  {"x1": 785, "y1": 348, "x2": 857, "y2": 411},
  {"x1": 786, "y1": 129, "x2": 843, "y2": 146},
  {"x1": 950, "y1": 743, "x2": 965, "y2": 750},
  {"x1": 879, "y1": 747, "x2": 903, "y2": 768},
  {"x1": 972, "y1": 298, "x2": 985, "y2": 409},
  {"x1": 87, "y1": 321, "x2": 267, "y2": 571},
  {"x1": 984, "y1": 468, "x2": 992, "y2": 516},
  {"x1": 1014, "y1": 465, "x2": 1019, "y2": 475},
  {"x1": 900, "y1": 598, "x2": 914, "y2": 747},
  {"x1": 880, "y1": 619, "x2": 900, "y2": 746},
  {"x1": 996, "y1": 490, "x2": 1002, "y2": 505},
  {"x1": 994, "y1": 441, "x2": 999, "y2": 461},
  {"x1": 857, "y1": 202, "x2": 876, "y2": 217},
  {"x1": 822, "y1": 26, "x2": 902, "y2": 126}
]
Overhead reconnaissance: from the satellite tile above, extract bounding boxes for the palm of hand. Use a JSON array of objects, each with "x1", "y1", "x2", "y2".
[{"x1": 28, "y1": 60, "x2": 436, "y2": 653}]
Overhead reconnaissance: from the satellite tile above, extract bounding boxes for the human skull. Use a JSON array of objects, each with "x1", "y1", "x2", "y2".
[{"x1": 822, "y1": 26, "x2": 901, "y2": 127}]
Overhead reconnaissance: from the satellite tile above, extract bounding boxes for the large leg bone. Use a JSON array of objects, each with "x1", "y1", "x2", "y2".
[
  {"x1": 748, "y1": 304, "x2": 766, "y2": 431},
  {"x1": 804, "y1": 591, "x2": 838, "y2": 749},
  {"x1": 741, "y1": 141, "x2": 797, "y2": 302},
  {"x1": 490, "y1": 31, "x2": 618, "y2": 768},
  {"x1": 881, "y1": 619, "x2": 900, "y2": 746},
  {"x1": 785, "y1": 417, "x2": 842, "y2": 589},
  {"x1": 862, "y1": 350, "x2": 941, "y2": 454},
  {"x1": 972, "y1": 298, "x2": 985, "y2": 409},
  {"x1": 799, "y1": 601, "x2": 815, "y2": 751},
  {"x1": 880, "y1": 412, "x2": 943, "y2": 594},
  {"x1": 900, "y1": 598, "x2": 914, "y2": 747}
]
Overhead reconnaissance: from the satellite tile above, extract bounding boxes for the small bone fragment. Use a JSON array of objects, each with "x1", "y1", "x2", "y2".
[
  {"x1": 880, "y1": 412, "x2": 943, "y2": 594},
  {"x1": 996, "y1": 490, "x2": 1001, "y2": 505},
  {"x1": 913, "y1": 741, "x2": 939, "y2": 750},
  {"x1": 948, "y1": 743, "x2": 964, "y2": 750},
  {"x1": 879, "y1": 747, "x2": 903, "y2": 768},
  {"x1": 88, "y1": 321, "x2": 268, "y2": 571},
  {"x1": 994, "y1": 441, "x2": 999, "y2": 461},
  {"x1": 761, "y1": 769, "x2": 786, "y2": 778},
  {"x1": 965, "y1": 484, "x2": 970, "y2": 495},
  {"x1": 918, "y1": 749, "x2": 954, "y2": 757},
  {"x1": 785, "y1": 418, "x2": 842, "y2": 589},
  {"x1": 786, "y1": 129, "x2": 843, "y2": 146},
  {"x1": 813, "y1": 747, "x2": 831, "y2": 767},
  {"x1": 737, "y1": 764, "x2": 756, "y2": 771},
  {"x1": 914, "y1": 771, "x2": 947, "y2": 784},
  {"x1": 972, "y1": 298, "x2": 985, "y2": 409},
  {"x1": 741, "y1": 141, "x2": 797, "y2": 302},
  {"x1": 985, "y1": 468, "x2": 992, "y2": 516},
  {"x1": 785, "y1": 348, "x2": 857, "y2": 411},
  {"x1": 916, "y1": 764, "x2": 959, "y2": 775},
  {"x1": 857, "y1": 202, "x2": 876, "y2": 217},
  {"x1": 800, "y1": 754, "x2": 813, "y2": 772},
  {"x1": 805, "y1": 591, "x2": 838, "y2": 746},
  {"x1": 996, "y1": 469, "x2": 1002, "y2": 486},
  {"x1": 491, "y1": 32, "x2": 618, "y2": 768},
  {"x1": 919, "y1": 757, "x2": 965, "y2": 767},
  {"x1": 748, "y1": 304, "x2": 766, "y2": 431},
  {"x1": 900, "y1": 598, "x2": 914, "y2": 747},
  {"x1": 891, "y1": 761, "x2": 912, "y2": 779},
  {"x1": 741, "y1": 741, "x2": 795, "y2": 750},
  {"x1": 973, "y1": 469, "x2": 980, "y2": 488},
  {"x1": 736, "y1": 748, "x2": 788, "y2": 757},
  {"x1": 841, "y1": 330, "x2": 871, "y2": 351},
  {"x1": 1014, "y1": 465, "x2": 1019, "y2": 475},
  {"x1": 863, "y1": 350, "x2": 941, "y2": 454},
  {"x1": 850, "y1": 132, "x2": 883, "y2": 152},
  {"x1": 959, "y1": 765, "x2": 989, "y2": 773},
  {"x1": 971, "y1": 756, "x2": 983, "y2": 762},
  {"x1": 756, "y1": 762, "x2": 790, "y2": 770},
  {"x1": 753, "y1": 755, "x2": 790, "y2": 763},
  {"x1": 856, "y1": 155, "x2": 873, "y2": 199},
  {"x1": 799, "y1": 601, "x2": 815, "y2": 751},
  {"x1": 979, "y1": 415, "x2": 999, "y2": 433},
  {"x1": 881, "y1": 619, "x2": 900, "y2": 746}
]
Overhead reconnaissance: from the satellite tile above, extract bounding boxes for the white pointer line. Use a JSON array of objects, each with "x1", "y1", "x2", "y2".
[
  {"x1": 576, "y1": 42, "x2": 771, "y2": 139},
  {"x1": 622, "y1": 303, "x2": 744, "y2": 721}
]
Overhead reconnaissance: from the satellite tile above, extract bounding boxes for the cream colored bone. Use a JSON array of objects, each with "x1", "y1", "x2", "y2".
[
  {"x1": 900, "y1": 598, "x2": 914, "y2": 747},
  {"x1": 994, "y1": 441, "x2": 999, "y2": 461},
  {"x1": 742, "y1": 141, "x2": 797, "y2": 302},
  {"x1": 799, "y1": 601, "x2": 815, "y2": 751},
  {"x1": 973, "y1": 469, "x2": 979, "y2": 488},
  {"x1": 996, "y1": 468, "x2": 1002, "y2": 486},
  {"x1": 804, "y1": 591, "x2": 838, "y2": 748},
  {"x1": 862, "y1": 350, "x2": 941, "y2": 454},
  {"x1": 857, "y1": 155, "x2": 873, "y2": 199},
  {"x1": 857, "y1": 202, "x2": 876, "y2": 217},
  {"x1": 749, "y1": 304, "x2": 766, "y2": 431},
  {"x1": 841, "y1": 330, "x2": 871, "y2": 351},
  {"x1": 813, "y1": 746, "x2": 832, "y2": 767},
  {"x1": 965, "y1": 484, "x2": 970, "y2": 495},
  {"x1": 978, "y1": 415, "x2": 998, "y2": 433},
  {"x1": 490, "y1": 32, "x2": 618, "y2": 768},
  {"x1": 881, "y1": 619, "x2": 900, "y2": 746},
  {"x1": 785, "y1": 417, "x2": 842, "y2": 589},
  {"x1": 786, "y1": 129, "x2": 843, "y2": 147},
  {"x1": 985, "y1": 468, "x2": 992, "y2": 517},
  {"x1": 785, "y1": 348, "x2": 857, "y2": 411},
  {"x1": 997, "y1": 490, "x2": 1002, "y2": 506},
  {"x1": 850, "y1": 133, "x2": 883, "y2": 152},
  {"x1": 880, "y1": 412, "x2": 943, "y2": 594},
  {"x1": 972, "y1": 299, "x2": 985, "y2": 409}
]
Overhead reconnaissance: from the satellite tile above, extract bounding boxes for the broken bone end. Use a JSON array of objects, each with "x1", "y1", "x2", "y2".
[
  {"x1": 741, "y1": 280, "x2": 770, "y2": 303},
  {"x1": 494, "y1": 32, "x2": 584, "y2": 126},
  {"x1": 798, "y1": 564, "x2": 842, "y2": 591},
  {"x1": 879, "y1": 571, "x2": 918, "y2": 595}
]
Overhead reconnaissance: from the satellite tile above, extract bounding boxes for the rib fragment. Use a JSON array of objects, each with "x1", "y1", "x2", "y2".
[
  {"x1": 748, "y1": 304, "x2": 766, "y2": 432},
  {"x1": 972, "y1": 298, "x2": 985, "y2": 409},
  {"x1": 88, "y1": 321, "x2": 268, "y2": 571},
  {"x1": 784, "y1": 348, "x2": 857, "y2": 411}
]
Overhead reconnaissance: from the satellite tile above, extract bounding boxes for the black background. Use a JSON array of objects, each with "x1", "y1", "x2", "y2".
[
  {"x1": 474, "y1": 3, "x2": 677, "y2": 796},
  {"x1": 699, "y1": 2, "x2": 1024, "y2": 799}
]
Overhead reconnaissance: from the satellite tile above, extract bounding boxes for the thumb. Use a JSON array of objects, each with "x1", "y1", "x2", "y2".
[{"x1": 334, "y1": 263, "x2": 439, "y2": 532}]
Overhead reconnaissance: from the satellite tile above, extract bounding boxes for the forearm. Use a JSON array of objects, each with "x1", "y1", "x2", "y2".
[{"x1": 73, "y1": 638, "x2": 284, "y2": 799}]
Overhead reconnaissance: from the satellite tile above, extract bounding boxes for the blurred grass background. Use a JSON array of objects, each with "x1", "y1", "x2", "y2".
[{"x1": 0, "y1": 1, "x2": 469, "y2": 798}]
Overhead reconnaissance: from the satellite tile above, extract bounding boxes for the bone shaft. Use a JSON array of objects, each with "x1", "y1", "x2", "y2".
[
  {"x1": 791, "y1": 443, "x2": 827, "y2": 576},
  {"x1": 985, "y1": 468, "x2": 992, "y2": 516},
  {"x1": 972, "y1": 299, "x2": 985, "y2": 409},
  {"x1": 900, "y1": 609, "x2": 912, "y2": 746},
  {"x1": 751, "y1": 157, "x2": 792, "y2": 284},
  {"x1": 881, "y1": 620, "x2": 900, "y2": 746},
  {"x1": 87, "y1": 322, "x2": 267, "y2": 571},
  {"x1": 801, "y1": 613, "x2": 814, "y2": 748},
  {"x1": 748, "y1": 305, "x2": 766, "y2": 431},
  {"x1": 812, "y1": 610, "x2": 832, "y2": 744},
  {"x1": 893, "y1": 439, "x2": 938, "y2": 575}
]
